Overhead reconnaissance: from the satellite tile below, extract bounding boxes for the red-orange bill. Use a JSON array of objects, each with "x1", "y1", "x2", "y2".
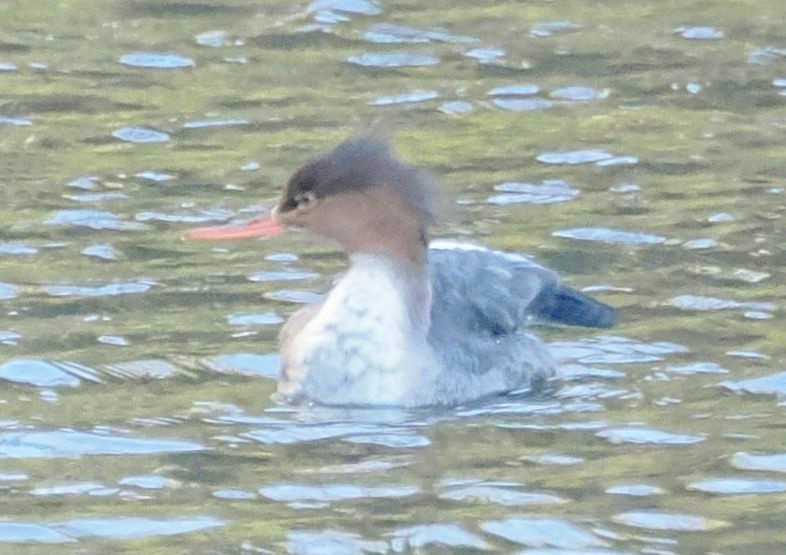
[{"x1": 186, "y1": 217, "x2": 285, "y2": 241}]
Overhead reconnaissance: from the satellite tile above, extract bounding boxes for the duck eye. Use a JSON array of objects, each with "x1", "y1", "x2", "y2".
[{"x1": 293, "y1": 191, "x2": 316, "y2": 208}]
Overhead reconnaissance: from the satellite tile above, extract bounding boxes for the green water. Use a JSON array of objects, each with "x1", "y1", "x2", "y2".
[{"x1": 1, "y1": 0, "x2": 785, "y2": 553}]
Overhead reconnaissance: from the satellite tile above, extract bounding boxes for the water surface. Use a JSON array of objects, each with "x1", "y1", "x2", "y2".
[{"x1": 1, "y1": 0, "x2": 785, "y2": 552}]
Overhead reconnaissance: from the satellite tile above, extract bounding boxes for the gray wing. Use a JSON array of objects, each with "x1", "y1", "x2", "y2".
[{"x1": 427, "y1": 240, "x2": 617, "y2": 337}]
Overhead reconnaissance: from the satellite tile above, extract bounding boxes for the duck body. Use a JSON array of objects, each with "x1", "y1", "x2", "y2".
[{"x1": 277, "y1": 241, "x2": 615, "y2": 407}]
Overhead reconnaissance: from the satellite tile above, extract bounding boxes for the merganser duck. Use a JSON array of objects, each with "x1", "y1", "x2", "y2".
[{"x1": 188, "y1": 135, "x2": 617, "y2": 407}]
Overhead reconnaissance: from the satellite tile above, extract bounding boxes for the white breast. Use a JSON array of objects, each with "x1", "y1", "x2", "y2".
[{"x1": 285, "y1": 254, "x2": 427, "y2": 404}]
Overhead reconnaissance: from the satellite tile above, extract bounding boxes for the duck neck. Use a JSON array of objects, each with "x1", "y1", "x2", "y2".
[{"x1": 346, "y1": 251, "x2": 432, "y2": 334}]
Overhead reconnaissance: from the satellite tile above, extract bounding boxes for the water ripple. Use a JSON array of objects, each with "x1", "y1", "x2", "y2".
[
  {"x1": 308, "y1": 0, "x2": 381, "y2": 16},
  {"x1": 606, "y1": 483, "x2": 666, "y2": 496},
  {"x1": 55, "y1": 516, "x2": 222, "y2": 539},
  {"x1": 0, "y1": 522, "x2": 73, "y2": 544},
  {"x1": 370, "y1": 90, "x2": 439, "y2": 106},
  {"x1": 550, "y1": 86, "x2": 609, "y2": 101},
  {"x1": 482, "y1": 518, "x2": 607, "y2": 549},
  {"x1": 81, "y1": 243, "x2": 118, "y2": 260},
  {"x1": 493, "y1": 98, "x2": 554, "y2": 112},
  {"x1": 0, "y1": 430, "x2": 204, "y2": 458},
  {"x1": 119, "y1": 52, "x2": 195, "y2": 69},
  {"x1": 389, "y1": 524, "x2": 489, "y2": 551},
  {"x1": 596, "y1": 426, "x2": 705, "y2": 445},
  {"x1": 112, "y1": 127, "x2": 170, "y2": 143},
  {"x1": 531, "y1": 21, "x2": 582, "y2": 37},
  {"x1": 731, "y1": 452, "x2": 786, "y2": 473},
  {"x1": 488, "y1": 179, "x2": 578, "y2": 205},
  {"x1": 364, "y1": 23, "x2": 476, "y2": 44},
  {"x1": 720, "y1": 372, "x2": 786, "y2": 399},
  {"x1": 612, "y1": 511, "x2": 725, "y2": 531},
  {"x1": 675, "y1": 26, "x2": 724, "y2": 40},
  {"x1": 46, "y1": 209, "x2": 145, "y2": 231},
  {"x1": 45, "y1": 281, "x2": 152, "y2": 297},
  {"x1": 347, "y1": 52, "x2": 439, "y2": 67},
  {"x1": 204, "y1": 353, "x2": 280, "y2": 379},
  {"x1": 552, "y1": 228, "x2": 666, "y2": 245},
  {"x1": 488, "y1": 83, "x2": 540, "y2": 96},
  {"x1": 0, "y1": 243, "x2": 37, "y2": 255},
  {"x1": 438, "y1": 100, "x2": 474, "y2": 115},
  {"x1": 440, "y1": 480, "x2": 566, "y2": 506},
  {"x1": 687, "y1": 477, "x2": 786, "y2": 494},
  {"x1": 259, "y1": 483, "x2": 418, "y2": 503},
  {"x1": 0, "y1": 359, "x2": 88, "y2": 387},
  {"x1": 0, "y1": 282, "x2": 17, "y2": 300},
  {"x1": 670, "y1": 295, "x2": 775, "y2": 312},
  {"x1": 0, "y1": 115, "x2": 32, "y2": 126},
  {"x1": 464, "y1": 47, "x2": 505, "y2": 63},
  {"x1": 286, "y1": 530, "x2": 388, "y2": 555}
]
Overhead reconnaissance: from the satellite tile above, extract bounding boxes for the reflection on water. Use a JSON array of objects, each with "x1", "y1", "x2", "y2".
[{"x1": 1, "y1": 0, "x2": 785, "y2": 552}]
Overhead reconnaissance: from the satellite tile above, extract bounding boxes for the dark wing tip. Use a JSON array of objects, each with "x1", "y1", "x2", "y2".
[{"x1": 530, "y1": 286, "x2": 618, "y2": 328}]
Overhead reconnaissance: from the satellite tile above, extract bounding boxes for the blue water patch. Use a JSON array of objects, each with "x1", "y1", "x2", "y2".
[
  {"x1": 370, "y1": 90, "x2": 439, "y2": 106},
  {"x1": 731, "y1": 452, "x2": 786, "y2": 473},
  {"x1": 112, "y1": 126, "x2": 170, "y2": 143},
  {"x1": 118, "y1": 475, "x2": 179, "y2": 490},
  {"x1": 347, "y1": 52, "x2": 439, "y2": 67},
  {"x1": 136, "y1": 209, "x2": 234, "y2": 223},
  {"x1": 364, "y1": 23, "x2": 477, "y2": 44},
  {"x1": 0, "y1": 282, "x2": 17, "y2": 300},
  {"x1": 183, "y1": 118, "x2": 249, "y2": 129},
  {"x1": 308, "y1": 0, "x2": 381, "y2": 15},
  {"x1": 287, "y1": 530, "x2": 387, "y2": 554},
  {"x1": 464, "y1": 47, "x2": 505, "y2": 63},
  {"x1": 54, "y1": 516, "x2": 222, "y2": 539},
  {"x1": 613, "y1": 511, "x2": 721, "y2": 531},
  {"x1": 531, "y1": 20, "x2": 582, "y2": 37},
  {"x1": 248, "y1": 269, "x2": 319, "y2": 282},
  {"x1": 0, "y1": 359, "x2": 83, "y2": 387},
  {"x1": 440, "y1": 480, "x2": 565, "y2": 506},
  {"x1": 606, "y1": 483, "x2": 666, "y2": 496},
  {"x1": 63, "y1": 191, "x2": 129, "y2": 202},
  {"x1": 46, "y1": 209, "x2": 145, "y2": 231},
  {"x1": 537, "y1": 149, "x2": 614, "y2": 164},
  {"x1": 550, "y1": 86, "x2": 608, "y2": 101},
  {"x1": 438, "y1": 100, "x2": 474, "y2": 115},
  {"x1": 227, "y1": 312, "x2": 284, "y2": 326},
  {"x1": 0, "y1": 243, "x2": 37, "y2": 255},
  {"x1": 45, "y1": 281, "x2": 151, "y2": 297},
  {"x1": 0, "y1": 430, "x2": 204, "y2": 458},
  {"x1": 687, "y1": 477, "x2": 786, "y2": 494},
  {"x1": 206, "y1": 353, "x2": 280, "y2": 379},
  {"x1": 552, "y1": 228, "x2": 666, "y2": 245},
  {"x1": 135, "y1": 170, "x2": 175, "y2": 181},
  {"x1": 119, "y1": 52, "x2": 195, "y2": 69},
  {"x1": 481, "y1": 517, "x2": 607, "y2": 549},
  {"x1": 195, "y1": 30, "x2": 228, "y2": 48},
  {"x1": 488, "y1": 83, "x2": 540, "y2": 96},
  {"x1": 670, "y1": 295, "x2": 775, "y2": 312},
  {"x1": 389, "y1": 524, "x2": 489, "y2": 551},
  {"x1": 675, "y1": 26, "x2": 724, "y2": 40},
  {"x1": 488, "y1": 179, "x2": 578, "y2": 205},
  {"x1": 720, "y1": 372, "x2": 786, "y2": 399},
  {"x1": 0, "y1": 115, "x2": 32, "y2": 126},
  {"x1": 493, "y1": 98, "x2": 553, "y2": 111},
  {"x1": 81, "y1": 244, "x2": 118, "y2": 261},
  {"x1": 0, "y1": 522, "x2": 73, "y2": 544},
  {"x1": 596, "y1": 426, "x2": 704, "y2": 445},
  {"x1": 259, "y1": 483, "x2": 418, "y2": 503},
  {"x1": 666, "y1": 362, "x2": 729, "y2": 375},
  {"x1": 264, "y1": 289, "x2": 323, "y2": 304}
]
